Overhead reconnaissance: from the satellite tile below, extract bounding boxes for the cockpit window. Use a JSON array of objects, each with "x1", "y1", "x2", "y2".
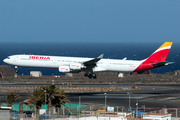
[{"x1": 7, "y1": 57, "x2": 10, "y2": 59}]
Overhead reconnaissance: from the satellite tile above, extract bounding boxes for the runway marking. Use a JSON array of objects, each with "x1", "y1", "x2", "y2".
[
  {"x1": 170, "y1": 100, "x2": 180, "y2": 102},
  {"x1": 81, "y1": 103, "x2": 94, "y2": 105},
  {"x1": 140, "y1": 98, "x2": 154, "y2": 101}
]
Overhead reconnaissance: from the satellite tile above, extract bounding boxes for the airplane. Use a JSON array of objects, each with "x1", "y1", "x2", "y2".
[{"x1": 3, "y1": 42, "x2": 173, "y2": 79}]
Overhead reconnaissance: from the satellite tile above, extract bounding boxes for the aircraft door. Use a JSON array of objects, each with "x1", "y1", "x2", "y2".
[{"x1": 13, "y1": 56, "x2": 18, "y2": 63}]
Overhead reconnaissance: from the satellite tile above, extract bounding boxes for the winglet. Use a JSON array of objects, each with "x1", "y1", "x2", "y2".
[
  {"x1": 122, "y1": 57, "x2": 127, "y2": 60},
  {"x1": 97, "y1": 54, "x2": 104, "y2": 59}
]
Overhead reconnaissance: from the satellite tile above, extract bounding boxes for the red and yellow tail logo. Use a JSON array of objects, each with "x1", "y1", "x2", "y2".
[
  {"x1": 134, "y1": 42, "x2": 173, "y2": 71},
  {"x1": 148, "y1": 42, "x2": 173, "y2": 62}
]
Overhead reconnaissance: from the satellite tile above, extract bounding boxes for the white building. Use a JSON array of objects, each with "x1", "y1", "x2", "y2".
[
  {"x1": 30, "y1": 71, "x2": 42, "y2": 77},
  {"x1": 143, "y1": 113, "x2": 171, "y2": 120}
]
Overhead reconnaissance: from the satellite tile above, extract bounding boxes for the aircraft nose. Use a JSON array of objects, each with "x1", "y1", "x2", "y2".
[{"x1": 3, "y1": 59, "x2": 7, "y2": 63}]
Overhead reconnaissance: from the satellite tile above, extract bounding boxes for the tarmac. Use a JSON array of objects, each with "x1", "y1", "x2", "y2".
[{"x1": 0, "y1": 83, "x2": 180, "y2": 109}]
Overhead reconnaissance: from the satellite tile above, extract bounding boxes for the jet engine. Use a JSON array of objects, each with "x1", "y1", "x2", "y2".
[
  {"x1": 69, "y1": 63, "x2": 83, "y2": 70},
  {"x1": 59, "y1": 66, "x2": 70, "y2": 73}
]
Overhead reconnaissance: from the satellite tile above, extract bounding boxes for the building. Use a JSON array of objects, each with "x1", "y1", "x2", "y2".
[
  {"x1": 143, "y1": 113, "x2": 171, "y2": 120},
  {"x1": 0, "y1": 106, "x2": 11, "y2": 120},
  {"x1": 30, "y1": 71, "x2": 42, "y2": 77},
  {"x1": 0, "y1": 65, "x2": 16, "y2": 78},
  {"x1": 175, "y1": 70, "x2": 180, "y2": 75}
]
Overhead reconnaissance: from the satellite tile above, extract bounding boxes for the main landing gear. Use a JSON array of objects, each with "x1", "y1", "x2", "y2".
[
  {"x1": 15, "y1": 66, "x2": 19, "y2": 73},
  {"x1": 84, "y1": 72, "x2": 97, "y2": 79}
]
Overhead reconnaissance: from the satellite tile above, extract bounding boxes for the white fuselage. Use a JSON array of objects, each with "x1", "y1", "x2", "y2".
[{"x1": 3, "y1": 55, "x2": 143, "y2": 73}]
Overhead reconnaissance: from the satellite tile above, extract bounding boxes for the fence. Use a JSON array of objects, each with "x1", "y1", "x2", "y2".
[{"x1": 1, "y1": 107, "x2": 180, "y2": 120}]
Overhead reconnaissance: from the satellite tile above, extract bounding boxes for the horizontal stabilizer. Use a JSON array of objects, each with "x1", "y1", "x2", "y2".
[
  {"x1": 153, "y1": 61, "x2": 169, "y2": 68},
  {"x1": 168, "y1": 62, "x2": 175, "y2": 64}
]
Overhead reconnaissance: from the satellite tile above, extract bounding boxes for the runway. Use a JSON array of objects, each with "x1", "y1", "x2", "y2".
[
  {"x1": 68, "y1": 89, "x2": 180, "y2": 108},
  {"x1": 0, "y1": 83, "x2": 180, "y2": 108},
  {"x1": 0, "y1": 83, "x2": 179, "y2": 90}
]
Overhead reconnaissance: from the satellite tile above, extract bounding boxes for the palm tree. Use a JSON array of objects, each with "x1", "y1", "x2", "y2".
[
  {"x1": 4, "y1": 92, "x2": 20, "y2": 119},
  {"x1": 52, "y1": 90, "x2": 70, "y2": 115},
  {"x1": 42, "y1": 85, "x2": 70, "y2": 114},
  {"x1": 24, "y1": 86, "x2": 45, "y2": 116},
  {"x1": 42, "y1": 85, "x2": 57, "y2": 114},
  {"x1": 25, "y1": 85, "x2": 70, "y2": 116}
]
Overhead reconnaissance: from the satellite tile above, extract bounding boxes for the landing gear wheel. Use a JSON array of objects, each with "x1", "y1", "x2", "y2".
[
  {"x1": 85, "y1": 71, "x2": 97, "y2": 79},
  {"x1": 93, "y1": 76, "x2": 97, "y2": 79},
  {"x1": 88, "y1": 74, "x2": 93, "y2": 79},
  {"x1": 92, "y1": 73, "x2": 96, "y2": 79},
  {"x1": 84, "y1": 73, "x2": 88, "y2": 77}
]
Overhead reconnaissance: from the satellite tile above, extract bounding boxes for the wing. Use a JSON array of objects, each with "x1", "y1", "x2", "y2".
[{"x1": 83, "y1": 54, "x2": 104, "y2": 67}]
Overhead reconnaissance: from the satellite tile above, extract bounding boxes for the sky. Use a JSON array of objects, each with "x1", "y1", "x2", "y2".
[{"x1": 0, "y1": 0, "x2": 180, "y2": 44}]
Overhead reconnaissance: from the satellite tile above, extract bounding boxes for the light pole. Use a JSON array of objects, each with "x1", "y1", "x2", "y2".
[
  {"x1": 104, "y1": 93, "x2": 107, "y2": 116},
  {"x1": 127, "y1": 92, "x2": 132, "y2": 110},
  {"x1": 136, "y1": 98, "x2": 138, "y2": 118},
  {"x1": 79, "y1": 96, "x2": 81, "y2": 117},
  {"x1": 44, "y1": 90, "x2": 46, "y2": 116},
  {"x1": 142, "y1": 105, "x2": 145, "y2": 113}
]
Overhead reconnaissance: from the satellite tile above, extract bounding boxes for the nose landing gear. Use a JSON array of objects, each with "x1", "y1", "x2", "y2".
[{"x1": 15, "y1": 66, "x2": 19, "y2": 73}]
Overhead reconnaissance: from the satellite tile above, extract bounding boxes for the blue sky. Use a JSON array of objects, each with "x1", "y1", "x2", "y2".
[{"x1": 0, "y1": 0, "x2": 180, "y2": 43}]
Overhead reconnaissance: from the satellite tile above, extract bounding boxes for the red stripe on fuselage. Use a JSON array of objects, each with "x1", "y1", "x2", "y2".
[{"x1": 134, "y1": 49, "x2": 170, "y2": 72}]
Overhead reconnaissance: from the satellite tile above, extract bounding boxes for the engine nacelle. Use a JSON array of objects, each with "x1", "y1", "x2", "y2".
[
  {"x1": 69, "y1": 63, "x2": 82, "y2": 70},
  {"x1": 59, "y1": 66, "x2": 70, "y2": 73}
]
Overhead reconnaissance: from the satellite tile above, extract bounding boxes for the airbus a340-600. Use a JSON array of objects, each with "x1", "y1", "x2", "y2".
[{"x1": 3, "y1": 42, "x2": 173, "y2": 79}]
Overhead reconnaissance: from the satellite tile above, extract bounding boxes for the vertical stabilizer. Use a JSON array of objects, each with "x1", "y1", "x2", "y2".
[
  {"x1": 145, "y1": 42, "x2": 173, "y2": 63},
  {"x1": 134, "y1": 42, "x2": 173, "y2": 71}
]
